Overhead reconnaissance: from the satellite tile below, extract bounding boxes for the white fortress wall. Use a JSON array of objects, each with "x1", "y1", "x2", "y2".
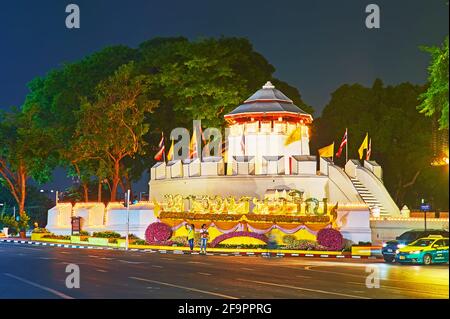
[{"x1": 370, "y1": 218, "x2": 449, "y2": 245}]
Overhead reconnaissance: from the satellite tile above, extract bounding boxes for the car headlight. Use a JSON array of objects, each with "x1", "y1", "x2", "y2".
[
  {"x1": 410, "y1": 250, "x2": 422, "y2": 254},
  {"x1": 382, "y1": 243, "x2": 387, "y2": 248},
  {"x1": 397, "y1": 244, "x2": 406, "y2": 249},
  {"x1": 395, "y1": 249, "x2": 400, "y2": 254}
]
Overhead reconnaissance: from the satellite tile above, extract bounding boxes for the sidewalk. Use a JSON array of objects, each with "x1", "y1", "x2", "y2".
[{"x1": 0, "y1": 238, "x2": 382, "y2": 259}]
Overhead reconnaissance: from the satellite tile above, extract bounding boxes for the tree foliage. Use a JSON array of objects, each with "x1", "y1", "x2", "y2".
[
  {"x1": 0, "y1": 107, "x2": 57, "y2": 216},
  {"x1": 418, "y1": 36, "x2": 449, "y2": 129},
  {"x1": 75, "y1": 62, "x2": 158, "y2": 201},
  {"x1": 311, "y1": 80, "x2": 448, "y2": 210}
]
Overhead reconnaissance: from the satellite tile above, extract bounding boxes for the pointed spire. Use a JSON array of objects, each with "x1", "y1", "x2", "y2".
[{"x1": 262, "y1": 81, "x2": 275, "y2": 89}]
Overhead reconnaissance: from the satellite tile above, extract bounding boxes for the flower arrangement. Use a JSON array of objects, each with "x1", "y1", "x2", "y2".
[
  {"x1": 282, "y1": 235, "x2": 328, "y2": 250},
  {"x1": 316, "y1": 228, "x2": 343, "y2": 251},
  {"x1": 145, "y1": 222, "x2": 173, "y2": 243},
  {"x1": 210, "y1": 231, "x2": 269, "y2": 248}
]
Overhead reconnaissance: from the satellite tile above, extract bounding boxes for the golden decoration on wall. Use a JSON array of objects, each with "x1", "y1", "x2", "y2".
[{"x1": 154, "y1": 193, "x2": 331, "y2": 217}]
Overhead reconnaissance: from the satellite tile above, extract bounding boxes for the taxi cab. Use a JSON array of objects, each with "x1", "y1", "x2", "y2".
[{"x1": 396, "y1": 235, "x2": 449, "y2": 265}]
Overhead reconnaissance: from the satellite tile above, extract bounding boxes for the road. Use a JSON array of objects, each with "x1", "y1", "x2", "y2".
[{"x1": 0, "y1": 242, "x2": 448, "y2": 299}]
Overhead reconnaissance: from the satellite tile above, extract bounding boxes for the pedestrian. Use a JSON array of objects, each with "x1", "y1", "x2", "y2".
[
  {"x1": 187, "y1": 223, "x2": 195, "y2": 252},
  {"x1": 200, "y1": 224, "x2": 209, "y2": 254}
]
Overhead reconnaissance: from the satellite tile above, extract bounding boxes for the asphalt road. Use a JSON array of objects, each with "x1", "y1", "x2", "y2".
[{"x1": 0, "y1": 242, "x2": 448, "y2": 299}]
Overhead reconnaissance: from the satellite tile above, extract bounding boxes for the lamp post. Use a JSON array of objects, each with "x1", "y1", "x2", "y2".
[{"x1": 125, "y1": 189, "x2": 130, "y2": 251}]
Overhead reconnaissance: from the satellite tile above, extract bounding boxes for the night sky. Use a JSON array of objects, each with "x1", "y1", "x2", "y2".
[{"x1": 0, "y1": 0, "x2": 448, "y2": 193}]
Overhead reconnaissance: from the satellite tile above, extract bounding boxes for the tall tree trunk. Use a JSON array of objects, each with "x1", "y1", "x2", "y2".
[
  {"x1": 97, "y1": 180, "x2": 102, "y2": 202},
  {"x1": 18, "y1": 165, "x2": 26, "y2": 217},
  {"x1": 110, "y1": 160, "x2": 120, "y2": 202},
  {"x1": 82, "y1": 183, "x2": 89, "y2": 202}
]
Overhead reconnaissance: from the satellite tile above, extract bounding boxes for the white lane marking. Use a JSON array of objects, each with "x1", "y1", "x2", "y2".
[
  {"x1": 88, "y1": 255, "x2": 99, "y2": 258},
  {"x1": 237, "y1": 278, "x2": 370, "y2": 299},
  {"x1": 96, "y1": 269, "x2": 108, "y2": 273},
  {"x1": 118, "y1": 259, "x2": 145, "y2": 264},
  {"x1": 129, "y1": 277, "x2": 238, "y2": 299},
  {"x1": 187, "y1": 261, "x2": 208, "y2": 265},
  {"x1": 240, "y1": 267, "x2": 254, "y2": 271},
  {"x1": 59, "y1": 251, "x2": 70, "y2": 254},
  {"x1": 151, "y1": 265, "x2": 163, "y2": 268},
  {"x1": 160, "y1": 257, "x2": 175, "y2": 261},
  {"x1": 296, "y1": 275, "x2": 312, "y2": 279},
  {"x1": 100, "y1": 257, "x2": 114, "y2": 260},
  {"x1": 197, "y1": 272, "x2": 211, "y2": 276},
  {"x1": 38, "y1": 257, "x2": 56, "y2": 260},
  {"x1": 3, "y1": 273, "x2": 74, "y2": 299}
]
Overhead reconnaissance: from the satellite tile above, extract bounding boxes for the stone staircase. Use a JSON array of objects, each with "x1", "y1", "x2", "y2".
[{"x1": 350, "y1": 178, "x2": 389, "y2": 215}]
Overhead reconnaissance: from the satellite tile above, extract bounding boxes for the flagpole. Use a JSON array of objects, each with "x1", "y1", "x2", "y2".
[
  {"x1": 345, "y1": 128, "x2": 348, "y2": 164},
  {"x1": 162, "y1": 132, "x2": 166, "y2": 162}
]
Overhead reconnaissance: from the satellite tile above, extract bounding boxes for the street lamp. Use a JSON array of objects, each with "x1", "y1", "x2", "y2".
[{"x1": 125, "y1": 189, "x2": 130, "y2": 251}]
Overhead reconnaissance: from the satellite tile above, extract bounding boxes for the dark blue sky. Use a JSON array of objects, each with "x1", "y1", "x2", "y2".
[{"x1": 0, "y1": 0, "x2": 448, "y2": 192}]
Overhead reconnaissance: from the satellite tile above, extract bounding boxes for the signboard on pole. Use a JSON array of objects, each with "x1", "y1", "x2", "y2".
[{"x1": 71, "y1": 216, "x2": 81, "y2": 235}]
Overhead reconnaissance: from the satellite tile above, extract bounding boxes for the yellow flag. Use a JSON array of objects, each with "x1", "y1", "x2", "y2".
[
  {"x1": 358, "y1": 133, "x2": 369, "y2": 159},
  {"x1": 167, "y1": 139, "x2": 174, "y2": 161},
  {"x1": 318, "y1": 142, "x2": 334, "y2": 158},
  {"x1": 284, "y1": 127, "x2": 301, "y2": 146},
  {"x1": 189, "y1": 129, "x2": 198, "y2": 158}
]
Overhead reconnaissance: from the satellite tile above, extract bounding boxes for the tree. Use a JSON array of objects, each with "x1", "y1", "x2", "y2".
[
  {"x1": 75, "y1": 62, "x2": 158, "y2": 201},
  {"x1": 22, "y1": 45, "x2": 137, "y2": 201},
  {"x1": 311, "y1": 80, "x2": 447, "y2": 209},
  {"x1": 418, "y1": 36, "x2": 449, "y2": 129},
  {"x1": 0, "y1": 106, "x2": 57, "y2": 217}
]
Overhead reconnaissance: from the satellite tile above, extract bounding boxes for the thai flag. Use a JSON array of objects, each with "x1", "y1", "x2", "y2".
[
  {"x1": 366, "y1": 138, "x2": 372, "y2": 161},
  {"x1": 154, "y1": 133, "x2": 165, "y2": 161},
  {"x1": 335, "y1": 129, "x2": 347, "y2": 158}
]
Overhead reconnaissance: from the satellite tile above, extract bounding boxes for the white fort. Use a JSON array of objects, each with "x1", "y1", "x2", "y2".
[
  {"x1": 46, "y1": 82, "x2": 447, "y2": 244},
  {"x1": 150, "y1": 81, "x2": 399, "y2": 217}
]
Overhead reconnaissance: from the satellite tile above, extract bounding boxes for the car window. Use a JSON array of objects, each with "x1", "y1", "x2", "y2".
[
  {"x1": 399, "y1": 232, "x2": 420, "y2": 241},
  {"x1": 444, "y1": 240, "x2": 449, "y2": 246},
  {"x1": 433, "y1": 240, "x2": 444, "y2": 247},
  {"x1": 410, "y1": 239, "x2": 434, "y2": 247}
]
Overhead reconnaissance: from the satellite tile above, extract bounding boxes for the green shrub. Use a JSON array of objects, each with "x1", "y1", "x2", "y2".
[
  {"x1": 171, "y1": 236, "x2": 188, "y2": 246},
  {"x1": 134, "y1": 239, "x2": 146, "y2": 245},
  {"x1": 32, "y1": 227, "x2": 50, "y2": 234},
  {"x1": 92, "y1": 231, "x2": 121, "y2": 238},
  {"x1": 78, "y1": 230, "x2": 90, "y2": 236},
  {"x1": 120, "y1": 233, "x2": 141, "y2": 240},
  {"x1": 42, "y1": 234, "x2": 70, "y2": 240},
  {"x1": 108, "y1": 238, "x2": 118, "y2": 244}
]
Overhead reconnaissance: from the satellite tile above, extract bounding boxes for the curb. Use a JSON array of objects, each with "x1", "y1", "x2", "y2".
[{"x1": 0, "y1": 239, "x2": 382, "y2": 260}]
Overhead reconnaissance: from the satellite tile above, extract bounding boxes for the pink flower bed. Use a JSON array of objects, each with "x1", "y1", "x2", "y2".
[
  {"x1": 316, "y1": 228, "x2": 343, "y2": 251},
  {"x1": 145, "y1": 222, "x2": 173, "y2": 244}
]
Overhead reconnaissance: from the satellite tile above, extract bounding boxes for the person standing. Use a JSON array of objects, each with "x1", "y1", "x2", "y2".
[
  {"x1": 187, "y1": 223, "x2": 195, "y2": 252},
  {"x1": 200, "y1": 224, "x2": 209, "y2": 254}
]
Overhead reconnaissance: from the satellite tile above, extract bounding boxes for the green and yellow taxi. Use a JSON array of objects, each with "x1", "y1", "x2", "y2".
[{"x1": 396, "y1": 235, "x2": 449, "y2": 265}]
